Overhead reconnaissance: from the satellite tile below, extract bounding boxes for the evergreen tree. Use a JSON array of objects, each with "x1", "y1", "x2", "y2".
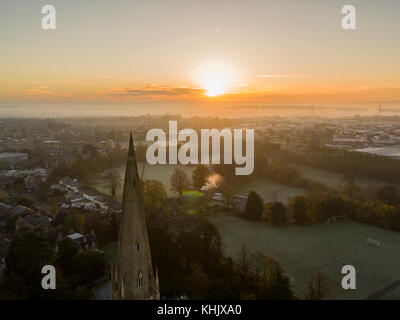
[
  {"x1": 244, "y1": 191, "x2": 264, "y2": 221},
  {"x1": 267, "y1": 202, "x2": 287, "y2": 225},
  {"x1": 4, "y1": 231, "x2": 56, "y2": 299},
  {"x1": 292, "y1": 196, "x2": 309, "y2": 224}
]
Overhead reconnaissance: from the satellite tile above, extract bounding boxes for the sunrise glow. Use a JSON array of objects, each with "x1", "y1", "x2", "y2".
[{"x1": 194, "y1": 61, "x2": 240, "y2": 97}]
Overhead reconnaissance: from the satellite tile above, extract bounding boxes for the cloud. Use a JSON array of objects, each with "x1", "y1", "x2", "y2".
[
  {"x1": 26, "y1": 86, "x2": 53, "y2": 97},
  {"x1": 105, "y1": 85, "x2": 205, "y2": 98}
]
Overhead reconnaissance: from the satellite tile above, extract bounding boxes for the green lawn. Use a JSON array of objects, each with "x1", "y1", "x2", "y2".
[{"x1": 211, "y1": 215, "x2": 400, "y2": 300}]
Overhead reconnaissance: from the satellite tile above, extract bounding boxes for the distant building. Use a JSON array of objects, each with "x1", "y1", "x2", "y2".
[
  {"x1": 0, "y1": 152, "x2": 28, "y2": 164},
  {"x1": 64, "y1": 231, "x2": 97, "y2": 251},
  {"x1": 15, "y1": 214, "x2": 51, "y2": 233},
  {"x1": 11, "y1": 205, "x2": 33, "y2": 216},
  {"x1": 59, "y1": 177, "x2": 80, "y2": 193},
  {"x1": 24, "y1": 175, "x2": 42, "y2": 190}
]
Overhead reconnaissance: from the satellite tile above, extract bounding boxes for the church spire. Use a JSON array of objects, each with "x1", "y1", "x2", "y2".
[
  {"x1": 128, "y1": 132, "x2": 135, "y2": 158},
  {"x1": 111, "y1": 133, "x2": 160, "y2": 300}
]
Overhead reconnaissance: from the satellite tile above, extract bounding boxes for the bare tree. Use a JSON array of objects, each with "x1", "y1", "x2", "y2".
[
  {"x1": 237, "y1": 246, "x2": 253, "y2": 281},
  {"x1": 170, "y1": 168, "x2": 190, "y2": 195},
  {"x1": 250, "y1": 251, "x2": 266, "y2": 290},
  {"x1": 105, "y1": 169, "x2": 119, "y2": 198},
  {"x1": 304, "y1": 274, "x2": 326, "y2": 300}
]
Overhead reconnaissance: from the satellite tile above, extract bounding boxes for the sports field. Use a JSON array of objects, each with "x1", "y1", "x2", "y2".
[{"x1": 211, "y1": 215, "x2": 400, "y2": 300}]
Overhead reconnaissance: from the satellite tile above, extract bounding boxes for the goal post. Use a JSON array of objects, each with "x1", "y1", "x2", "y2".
[{"x1": 327, "y1": 215, "x2": 347, "y2": 223}]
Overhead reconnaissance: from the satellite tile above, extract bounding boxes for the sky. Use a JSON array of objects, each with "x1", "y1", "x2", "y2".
[{"x1": 1, "y1": 0, "x2": 400, "y2": 111}]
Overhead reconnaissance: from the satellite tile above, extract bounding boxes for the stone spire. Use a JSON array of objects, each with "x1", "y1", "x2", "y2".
[{"x1": 111, "y1": 133, "x2": 159, "y2": 300}]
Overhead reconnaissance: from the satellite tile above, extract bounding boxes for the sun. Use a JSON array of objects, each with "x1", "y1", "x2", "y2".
[
  {"x1": 193, "y1": 61, "x2": 239, "y2": 97},
  {"x1": 203, "y1": 74, "x2": 226, "y2": 97}
]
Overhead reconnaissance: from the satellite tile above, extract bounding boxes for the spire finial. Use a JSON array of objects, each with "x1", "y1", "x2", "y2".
[{"x1": 128, "y1": 132, "x2": 135, "y2": 158}]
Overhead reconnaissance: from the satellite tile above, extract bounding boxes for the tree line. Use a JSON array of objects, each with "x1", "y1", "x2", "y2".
[{"x1": 242, "y1": 184, "x2": 400, "y2": 232}]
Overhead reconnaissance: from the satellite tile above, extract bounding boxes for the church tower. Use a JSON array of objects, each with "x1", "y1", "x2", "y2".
[{"x1": 111, "y1": 133, "x2": 160, "y2": 300}]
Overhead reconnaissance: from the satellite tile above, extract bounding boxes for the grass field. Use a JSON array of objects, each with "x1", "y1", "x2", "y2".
[
  {"x1": 294, "y1": 164, "x2": 400, "y2": 190},
  {"x1": 211, "y1": 215, "x2": 400, "y2": 300},
  {"x1": 235, "y1": 178, "x2": 306, "y2": 204},
  {"x1": 90, "y1": 164, "x2": 304, "y2": 204}
]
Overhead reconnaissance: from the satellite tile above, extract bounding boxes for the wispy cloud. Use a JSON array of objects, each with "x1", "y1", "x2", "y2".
[
  {"x1": 26, "y1": 87, "x2": 53, "y2": 97},
  {"x1": 104, "y1": 85, "x2": 205, "y2": 98},
  {"x1": 256, "y1": 74, "x2": 315, "y2": 79}
]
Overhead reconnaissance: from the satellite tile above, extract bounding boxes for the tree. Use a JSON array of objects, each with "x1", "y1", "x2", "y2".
[
  {"x1": 56, "y1": 239, "x2": 79, "y2": 274},
  {"x1": 244, "y1": 191, "x2": 264, "y2": 220},
  {"x1": 84, "y1": 211, "x2": 114, "y2": 246},
  {"x1": 72, "y1": 251, "x2": 106, "y2": 285},
  {"x1": 75, "y1": 212, "x2": 86, "y2": 232},
  {"x1": 291, "y1": 196, "x2": 309, "y2": 224},
  {"x1": 192, "y1": 165, "x2": 209, "y2": 189},
  {"x1": 106, "y1": 169, "x2": 119, "y2": 198},
  {"x1": 65, "y1": 214, "x2": 77, "y2": 231},
  {"x1": 266, "y1": 202, "x2": 287, "y2": 225},
  {"x1": 176, "y1": 231, "x2": 203, "y2": 272},
  {"x1": 260, "y1": 268, "x2": 293, "y2": 300},
  {"x1": 304, "y1": 274, "x2": 325, "y2": 300},
  {"x1": 257, "y1": 258, "x2": 293, "y2": 300},
  {"x1": 377, "y1": 185, "x2": 399, "y2": 206},
  {"x1": 82, "y1": 144, "x2": 99, "y2": 159},
  {"x1": 11, "y1": 178, "x2": 26, "y2": 193},
  {"x1": 250, "y1": 251, "x2": 266, "y2": 290},
  {"x1": 148, "y1": 227, "x2": 183, "y2": 295},
  {"x1": 374, "y1": 203, "x2": 397, "y2": 229},
  {"x1": 389, "y1": 208, "x2": 400, "y2": 231},
  {"x1": 237, "y1": 246, "x2": 253, "y2": 281},
  {"x1": 54, "y1": 211, "x2": 67, "y2": 226},
  {"x1": 5, "y1": 214, "x2": 19, "y2": 233},
  {"x1": 170, "y1": 168, "x2": 190, "y2": 195},
  {"x1": 0, "y1": 191, "x2": 10, "y2": 204},
  {"x1": 213, "y1": 163, "x2": 236, "y2": 185},
  {"x1": 143, "y1": 180, "x2": 167, "y2": 214},
  {"x1": 4, "y1": 231, "x2": 55, "y2": 299},
  {"x1": 185, "y1": 263, "x2": 209, "y2": 299},
  {"x1": 206, "y1": 279, "x2": 241, "y2": 300},
  {"x1": 195, "y1": 220, "x2": 222, "y2": 268},
  {"x1": 37, "y1": 181, "x2": 50, "y2": 201}
]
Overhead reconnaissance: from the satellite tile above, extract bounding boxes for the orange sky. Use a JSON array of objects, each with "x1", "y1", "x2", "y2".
[{"x1": 1, "y1": 0, "x2": 400, "y2": 107}]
